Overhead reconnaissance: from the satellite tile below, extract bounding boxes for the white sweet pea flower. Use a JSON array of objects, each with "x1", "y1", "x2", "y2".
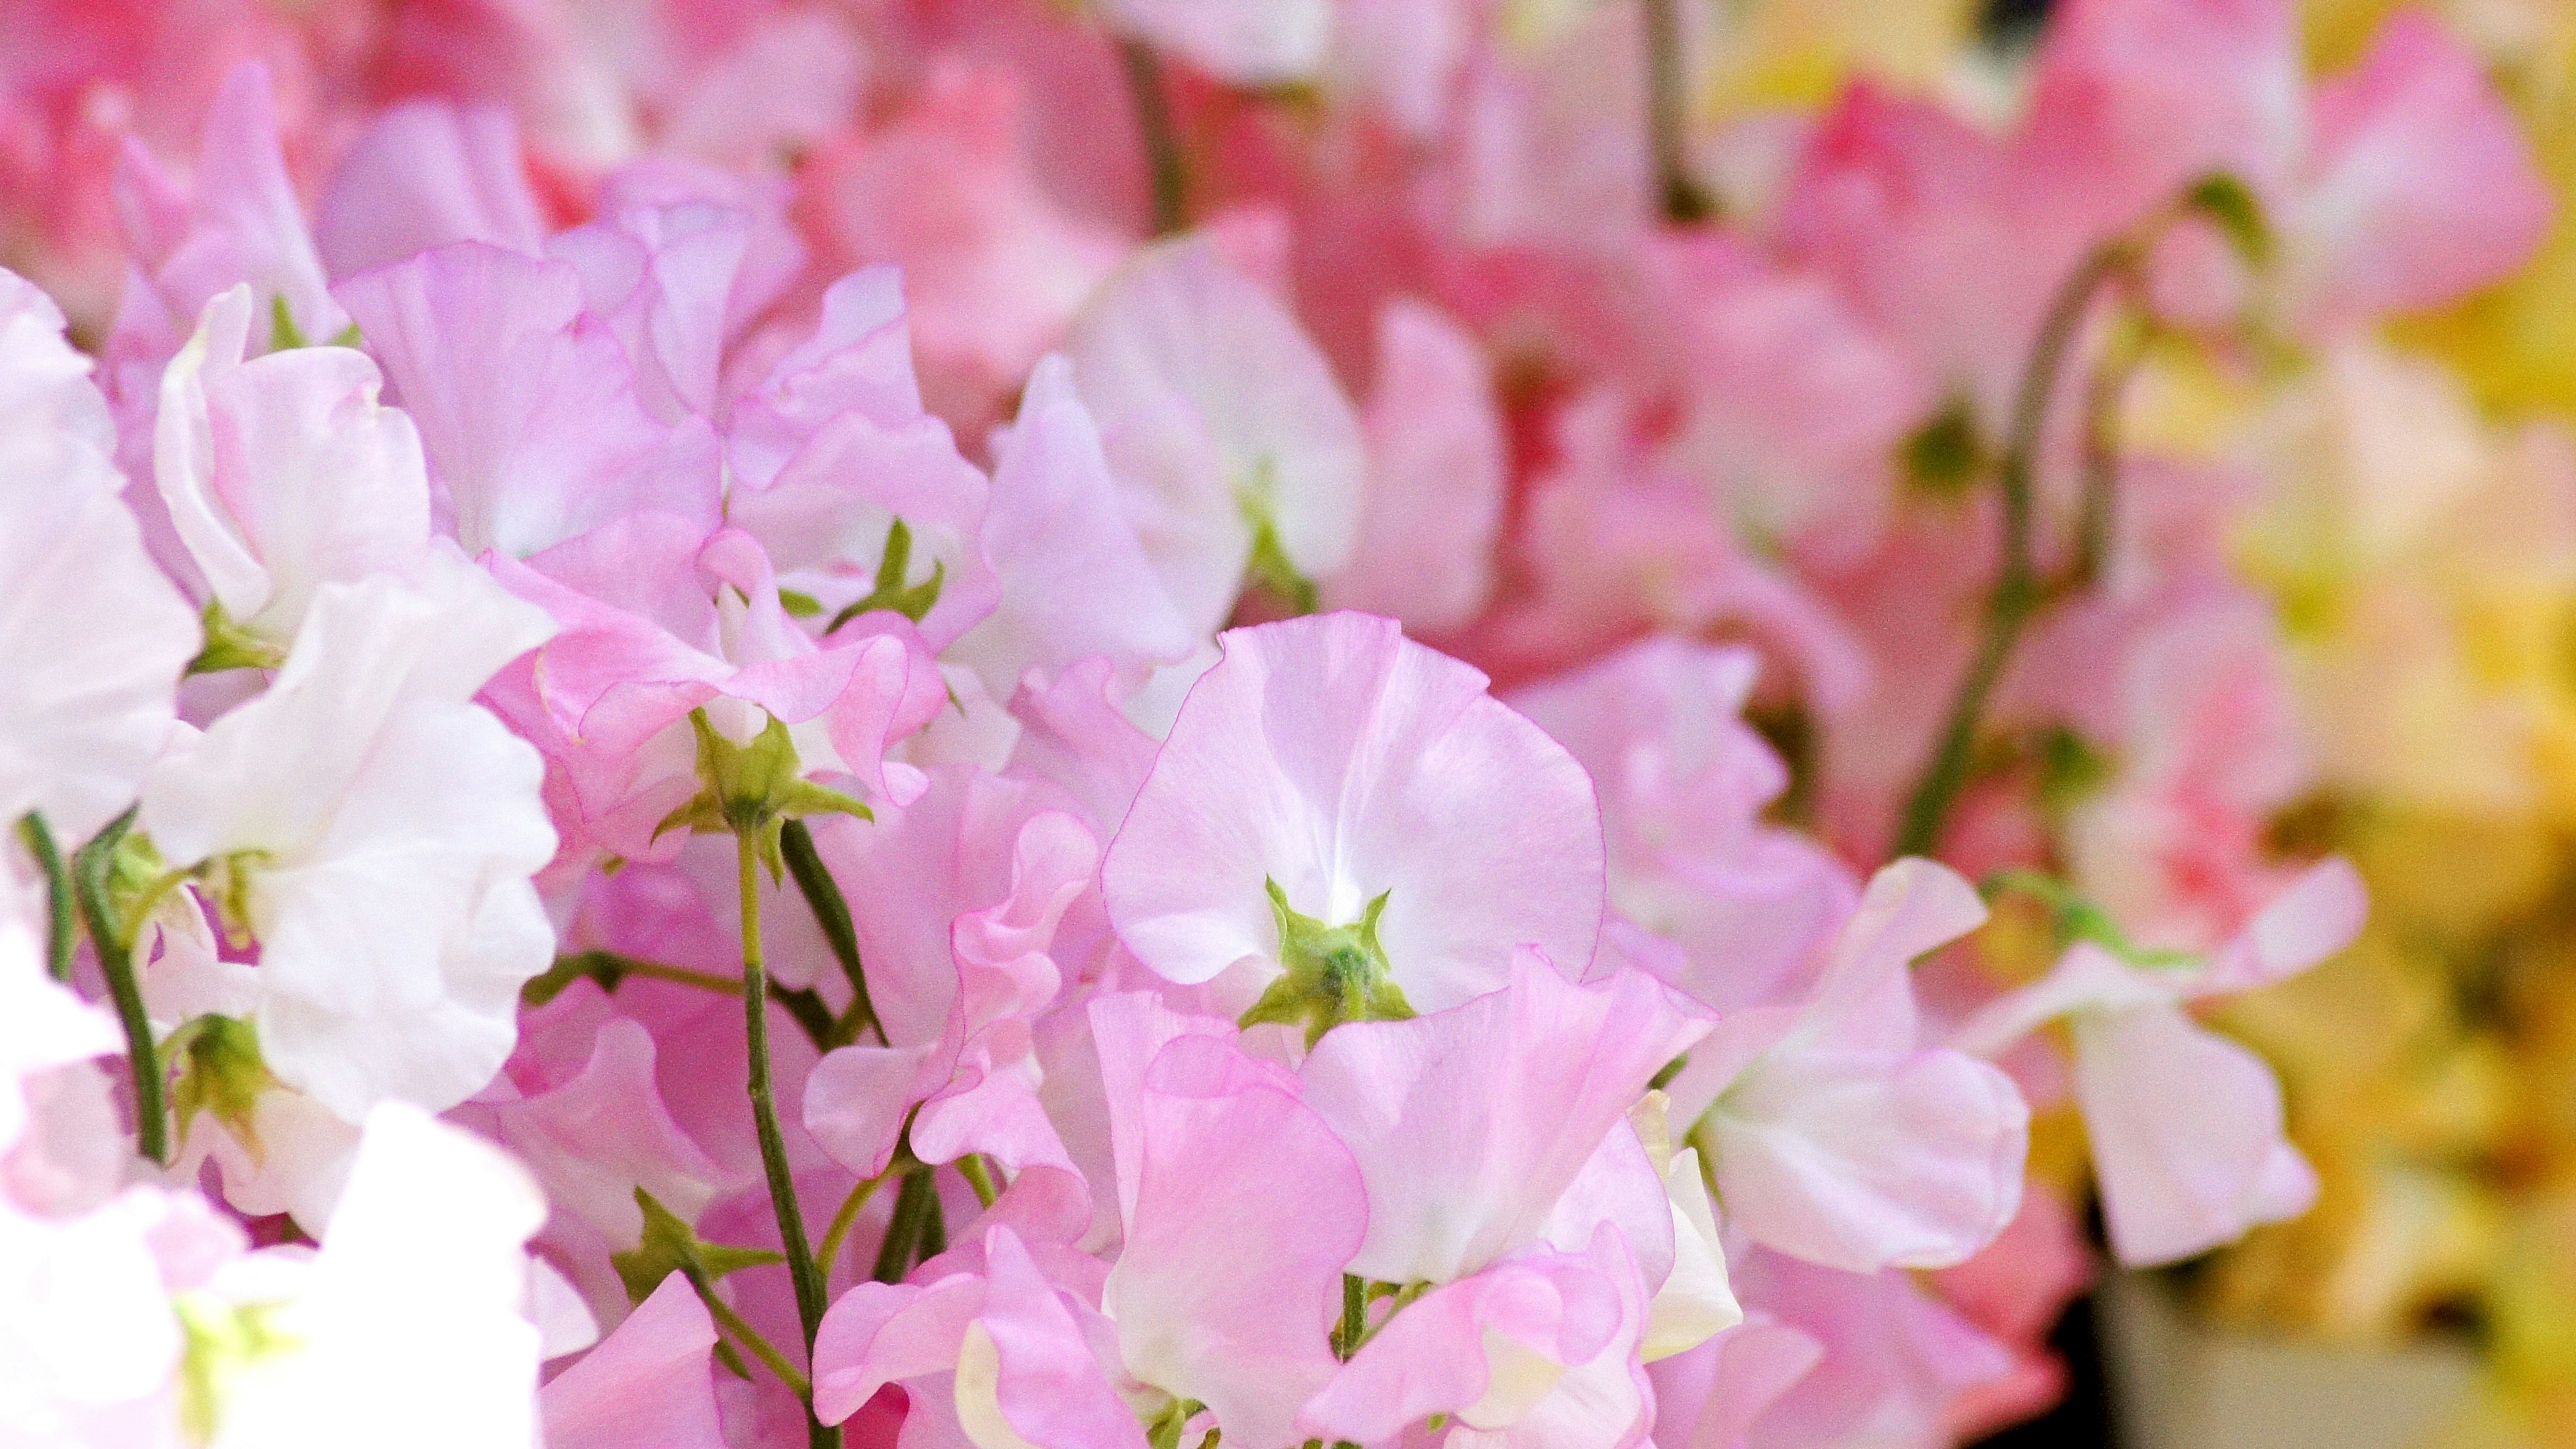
[
  {"x1": 140, "y1": 554, "x2": 557, "y2": 1121},
  {"x1": 156, "y1": 284, "x2": 434, "y2": 659}
]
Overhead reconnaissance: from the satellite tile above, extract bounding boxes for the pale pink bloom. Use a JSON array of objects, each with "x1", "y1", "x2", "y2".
[
  {"x1": 803, "y1": 768, "x2": 1098, "y2": 1226},
  {"x1": 1300, "y1": 1228, "x2": 1654, "y2": 1449},
  {"x1": 1299, "y1": 951, "x2": 1709, "y2": 1285},
  {"x1": 0, "y1": 268, "x2": 114, "y2": 452},
  {"x1": 1668, "y1": 861, "x2": 2029, "y2": 1275},
  {"x1": 1003, "y1": 660, "x2": 1165, "y2": 845},
  {"x1": 541, "y1": 1270, "x2": 729, "y2": 1449},
  {"x1": 1509, "y1": 639, "x2": 1859, "y2": 1014},
  {"x1": 1651, "y1": 233, "x2": 1932, "y2": 559},
  {"x1": 1466, "y1": 391, "x2": 1868, "y2": 704},
  {"x1": 335, "y1": 241, "x2": 722, "y2": 557},
  {"x1": 485, "y1": 520, "x2": 945, "y2": 859},
  {"x1": 801, "y1": 66, "x2": 1130, "y2": 431},
  {"x1": 1099, "y1": 0, "x2": 1332, "y2": 85},
  {"x1": 1102, "y1": 612, "x2": 1605, "y2": 1014},
  {"x1": 1324, "y1": 300, "x2": 1506, "y2": 634},
  {"x1": 313, "y1": 101, "x2": 547, "y2": 282},
  {"x1": 1727, "y1": 1250, "x2": 2019, "y2": 1449},
  {"x1": 812, "y1": 1222, "x2": 1134, "y2": 1444},
  {"x1": 2287, "y1": 9, "x2": 2555, "y2": 325},
  {"x1": 1646, "y1": 1318, "x2": 1828, "y2": 1449},
  {"x1": 201, "y1": 1104, "x2": 549, "y2": 1449},
  {"x1": 139, "y1": 559, "x2": 558, "y2": 1122},
  {"x1": 154, "y1": 284, "x2": 432, "y2": 649},
  {"x1": 1065, "y1": 236, "x2": 1366, "y2": 635},
  {"x1": 951, "y1": 355, "x2": 1200, "y2": 698},
  {"x1": 547, "y1": 195, "x2": 785, "y2": 427},
  {"x1": 1095, "y1": 995, "x2": 1366, "y2": 1449},
  {"x1": 113, "y1": 62, "x2": 345, "y2": 359},
  {"x1": 1954, "y1": 859, "x2": 2365, "y2": 1266},
  {"x1": 0, "y1": 408, "x2": 199, "y2": 843}
]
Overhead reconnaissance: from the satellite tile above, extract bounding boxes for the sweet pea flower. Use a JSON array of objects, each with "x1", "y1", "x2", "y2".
[
  {"x1": 138, "y1": 557, "x2": 558, "y2": 1122},
  {"x1": 155, "y1": 284, "x2": 433, "y2": 656},
  {"x1": 1102, "y1": 612, "x2": 1606, "y2": 1023},
  {"x1": 1298, "y1": 949, "x2": 1710, "y2": 1286},
  {"x1": 540, "y1": 1271, "x2": 729, "y2": 1449},
  {"x1": 334, "y1": 241, "x2": 723, "y2": 557},
  {"x1": 1667, "y1": 860, "x2": 2031, "y2": 1275},
  {"x1": 1064, "y1": 236, "x2": 1366, "y2": 633},
  {"x1": 812, "y1": 1221, "x2": 1138, "y2": 1449},
  {"x1": 1093, "y1": 994, "x2": 1368, "y2": 1449},
  {"x1": 313, "y1": 101, "x2": 548, "y2": 283},
  {"x1": 0, "y1": 292, "x2": 199, "y2": 841},
  {"x1": 1954, "y1": 859, "x2": 2367, "y2": 1265},
  {"x1": 484, "y1": 519, "x2": 947, "y2": 860},
  {"x1": 1508, "y1": 639, "x2": 1860, "y2": 1013}
]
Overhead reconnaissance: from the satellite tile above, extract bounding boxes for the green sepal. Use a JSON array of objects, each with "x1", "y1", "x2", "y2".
[
  {"x1": 778, "y1": 588, "x2": 824, "y2": 619},
  {"x1": 268, "y1": 293, "x2": 306, "y2": 351},
  {"x1": 651, "y1": 710, "x2": 874, "y2": 855},
  {"x1": 165, "y1": 1014, "x2": 278, "y2": 1161},
  {"x1": 1980, "y1": 869, "x2": 2197, "y2": 971},
  {"x1": 1237, "y1": 881, "x2": 1412, "y2": 1046},
  {"x1": 612, "y1": 1187, "x2": 786, "y2": 1305},
  {"x1": 827, "y1": 517, "x2": 947, "y2": 633},
  {"x1": 1238, "y1": 478, "x2": 1318, "y2": 616},
  {"x1": 2179, "y1": 172, "x2": 2271, "y2": 269},
  {"x1": 188, "y1": 600, "x2": 285, "y2": 676}
]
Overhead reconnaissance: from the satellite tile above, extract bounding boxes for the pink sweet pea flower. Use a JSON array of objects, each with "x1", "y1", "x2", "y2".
[
  {"x1": 1102, "y1": 612, "x2": 1605, "y2": 1015},
  {"x1": 1299, "y1": 1227, "x2": 1654, "y2": 1449},
  {"x1": 1298, "y1": 950, "x2": 1709, "y2": 1285},
  {"x1": 112, "y1": 61, "x2": 345, "y2": 360},
  {"x1": 1093, "y1": 995, "x2": 1367, "y2": 1449},
  {"x1": 1324, "y1": 299, "x2": 1507, "y2": 634},
  {"x1": 541, "y1": 1270, "x2": 730, "y2": 1449},
  {"x1": 1509, "y1": 639, "x2": 1860, "y2": 1014},
  {"x1": 1728, "y1": 1250, "x2": 2021, "y2": 1449},
  {"x1": 313, "y1": 101, "x2": 547, "y2": 282},
  {"x1": 485, "y1": 519, "x2": 946, "y2": 860},
  {"x1": 335, "y1": 241, "x2": 723, "y2": 557},
  {"x1": 1668, "y1": 861, "x2": 2031, "y2": 1275},
  {"x1": 812, "y1": 1222, "x2": 1138, "y2": 1449},
  {"x1": 1954, "y1": 859, "x2": 2367, "y2": 1265}
]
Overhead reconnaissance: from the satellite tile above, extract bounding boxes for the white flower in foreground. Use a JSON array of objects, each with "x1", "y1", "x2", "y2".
[{"x1": 140, "y1": 555, "x2": 557, "y2": 1121}]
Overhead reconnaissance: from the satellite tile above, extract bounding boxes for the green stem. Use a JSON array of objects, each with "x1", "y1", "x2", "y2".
[
  {"x1": 16, "y1": 813, "x2": 73, "y2": 982},
  {"x1": 2063, "y1": 317, "x2": 2153, "y2": 596},
  {"x1": 778, "y1": 820, "x2": 883, "y2": 1044},
  {"x1": 957, "y1": 1154, "x2": 998, "y2": 1210},
  {"x1": 737, "y1": 833, "x2": 836, "y2": 1449},
  {"x1": 74, "y1": 810, "x2": 167, "y2": 1165},
  {"x1": 1893, "y1": 238, "x2": 2139, "y2": 859},
  {"x1": 684, "y1": 1266, "x2": 812, "y2": 1398},
  {"x1": 1334, "y1": 1273, "x2": 1366, "y2": 1360},
  {"x1": 1120, "y1": 38, "x2": 1188, "y2": 236},
  {"x1": 873, "y1": 1169, "x2": 937, "y2": 1284},
  {"x1": 581, "y1": 950, "x2": 746, "y2": 996},
  {"x1": 816, "y1": 1169, "x2": 895, "y2": 1279},
  {"x1": 1644, "y1": 0, "x2": 1715, "y2": 223}
]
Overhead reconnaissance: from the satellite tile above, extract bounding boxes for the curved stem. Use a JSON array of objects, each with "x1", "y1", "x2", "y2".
[
  {"x1": 1120, "y1": 38, "x2": 1189, "y2": 236},
  {"x1": 685, "y1": 1265, "x2": 812, "y2": 1399},
  {"x1": 17, "y1": 813, "x2": 73, "y2": 982},
  {"x1": 957, "y1": 1154, "x2": 998, "y2": 1210},
  {"x1": 872, "y1": 1169, "x2": 937, "y2": 1284},
  {"x1": 779, "y1": 820, "x2": 884, "y2": 1045},
  {"x1": 1894, "y1": 239, "x2": 2138, "y2": 859},
  {"x1": 737, "y1": 833, "x2": 836, "y2": 1449},
  {"x1": 1644, "y1": 0, "x2": 1715, "y2": 223},
  {"x1": 74, "y1": 810, "x2": 167, "y2": 1165},
  {"x1": 816, "y1": 1169, "x2": 894, "y2": 1280},
  {"x1": 2063, "y1": 317, "x2": 2153, "y2": 596}
]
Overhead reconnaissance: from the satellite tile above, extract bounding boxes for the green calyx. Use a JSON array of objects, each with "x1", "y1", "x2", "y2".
[
  {"x1": 613, "y1": 1187, "x2": 787, "y2": 1305},
  {"x1": 1238, "y1": 881, "x2": 1411, "y2": 1045},
  {"x1": 187, "y1": 601, "x2": 284, "y2": 677},
  {"x1": 166, "y1": 1014, "x2": 279, "y2": 1161},
  {"x1": 827, "y1": 517, "x2": 946, "y2": 633},
  {"x1": 264, "y1": 292, "x2": 361, "y2": 352},
  {"x1": 653, "y1": 710, "x2": 873, "y2": 876},
  {"x1": 175, "y1": 1291, "x2": 299, "y2": 1445},
  {"x1": 1982, "y1": 869, "x2": 2196, "y2": 971}
]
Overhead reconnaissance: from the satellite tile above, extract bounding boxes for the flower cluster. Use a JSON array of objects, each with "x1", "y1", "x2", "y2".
[{"x1": 6, "y1": 0, "x2": 2550, "y2": 1444}]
